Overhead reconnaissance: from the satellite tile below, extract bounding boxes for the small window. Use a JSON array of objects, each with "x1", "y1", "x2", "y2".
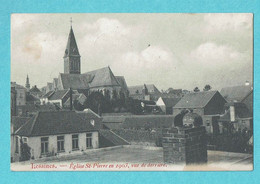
[
  {"x1": 86, "y1": 133, "x2": 93, "y2": 148},
  {"x1": 41, "y1": 137, "x2": 49, "y2": 154},
  {"x1": 57, "y1": 136, "x2": 65, "y2": 152},
  {"x1": 207, "y1": 123, "x2": 210, "y2": 126},
  {"x1": 72, "y1": 134, "x2": 79, "y2": 150}
]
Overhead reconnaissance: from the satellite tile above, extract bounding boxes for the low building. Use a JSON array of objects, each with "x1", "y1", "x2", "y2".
[
  {"x1": 173, "y1": 91, "x2": 227, "y2": 134},
  {"x1": 14, "y1": 110, "x2": 100, "y2": 161},
  {"x1": 40, "y1": 90, "x2": 70, "y2": 108},
  {"x1": 156, "y1": 97, "x2": 181, "y2": 114}
]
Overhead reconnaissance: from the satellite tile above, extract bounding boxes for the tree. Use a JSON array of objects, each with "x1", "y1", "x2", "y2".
[
  {"x1": 203, "y1": 84, "x2": 212, "y2": 91},
  {"x1": 193, "y1": 87, "x2": 200, "y2": 92},
  {"x1": 84, "y1": 91, "x2": 106, "y2": 114}
]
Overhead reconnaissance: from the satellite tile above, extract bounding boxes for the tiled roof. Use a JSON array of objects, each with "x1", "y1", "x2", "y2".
[
  {"x1": 26, "y1": 93, "x2": 40, "y2": 102},
  {"x1": 102, "y1": 116, "x2": 127, "y2": 123},
  {"x1": 42, "y1": 91, "x2": 54, "y2": 98},
  {"x1": 48, "y1": 90, "x2": 69, "y2": 100},
  {"x1": 59, "y1": 73, "x2": 92, "y2": 89},
  {"x1": 17, "y1": 104, "x2": 58, "y2": 113},
  {"x1": 15, "y1": 111, "x2": 99, "y2": 137},
  {"x1": 128, "y1": 84, "x2": 161, "y2": 95},
  {"x1": 160, "y1": 97, "x2": 181, "y2": 107},
  {"x1": 64, "y1": 93, "x2": 87, "y2": 106},
  {"x1": 220, "y1": 85, "x2": 253, "y2": 102},
  {"x1": 123, "y1": 115, "x2": 175, "y2": 128},
  {"x1": 83, "y1": 67, "x2": 120, "y2": 88},
  {"x1": 29, "y1": 85, "x2": 41, "y2": 93},
  {"x1": 11, "y1": 116, "x2": 31, "y2": 133},
  {"x1": 174, "y1": 91, "x2": 222, "y2": 108},
  {"x1": 59, "y1": 67, "x2": 122, "y2": 90},
  {"x1": 99, "y1": 129, "x2": 129, "y2": 146}
]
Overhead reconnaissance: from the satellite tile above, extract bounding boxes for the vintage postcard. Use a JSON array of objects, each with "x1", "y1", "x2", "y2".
[{"x1": 10, "y1": 13, "x2": 253, "y2": 171}]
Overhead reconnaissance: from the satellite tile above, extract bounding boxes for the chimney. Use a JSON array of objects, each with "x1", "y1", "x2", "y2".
[
  {"x1": 230, "y1": 103, "x2": 235, "y2": 122},
  {"x1": 69, "y1": 88, "x2": 73, "y2": 111}
]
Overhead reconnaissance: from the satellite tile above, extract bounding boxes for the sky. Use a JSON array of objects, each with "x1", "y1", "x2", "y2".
[{"x1": 11, "y1": 13, "x2": 253, "y2": 91}]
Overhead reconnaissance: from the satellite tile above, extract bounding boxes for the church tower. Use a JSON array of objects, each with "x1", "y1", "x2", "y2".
[
  {"x1": 25, "y1": 74, "x2": 30, "y2": 91},
  {"x1": 64, "y1": 22, "x2": 81, "y2": 74}
]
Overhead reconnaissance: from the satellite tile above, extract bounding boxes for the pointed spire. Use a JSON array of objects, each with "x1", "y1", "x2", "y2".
[
  {"x1": 64, "y1": 21, "x2": 80, "y2": 58},
  {"x1": 25, "y1": 74, "x2": 30, "y2": 91}
]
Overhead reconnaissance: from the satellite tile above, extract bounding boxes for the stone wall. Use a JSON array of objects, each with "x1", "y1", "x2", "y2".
[{"x1": 162, "y1": 126, "x2": 207, "y2": 165}]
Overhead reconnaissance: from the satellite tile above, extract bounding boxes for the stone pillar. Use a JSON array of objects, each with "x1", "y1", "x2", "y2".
[{"x1": 162, "y1": 126, "x2": 207, "y2": 165}]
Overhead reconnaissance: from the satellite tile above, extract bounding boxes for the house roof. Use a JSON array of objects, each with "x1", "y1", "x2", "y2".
[
  {"x1": 48, "y1": 90, "x2": 69, "y2": 101},
  {"x1": 42, "y1": 91, "x2": 54, "y2": 98},
  {"x1": 59, "y1": 73, "x2": 92, "y2": 89},
  {"x1": 128, "y1": 84, "x2": 161, "y2": 95},
  {"x1": 15, "y1": 111, "x2": 99, "y2": 137},
  {"x1": 11, "y1": 117, "x2": 31, "y2": 133},
  {"x1": 102, "y1": 116, "x2": 127, "y2": 123},
  {"x1": 123, "y1": 115, "x2": 175, "y2": 128},
  {"x1": 174, "y1": 91, "x2": 220, "y2": 108},
  {"x1": 17, "y1": 103, "x2": 58, "y2": 113},
  {"x1": 64, "y1": 93, "x2": 87, "y2": 106},
  {"x1": 29, "y1": 85, "x2": 41, "y2": 93},
  {"x1": 220, "y1": 85, "x2": 253, "y2": 102},
  {"x1": 160, "y1": 97, "x2": 181, "y2": 107},
  {"x1": 26, "y1": 93, "x2": 40, "y2": 102}
]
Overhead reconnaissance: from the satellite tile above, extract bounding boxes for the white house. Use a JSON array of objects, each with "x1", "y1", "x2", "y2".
[{"x1": 14, "y1": 110, "x2": 101, "y2": 161}]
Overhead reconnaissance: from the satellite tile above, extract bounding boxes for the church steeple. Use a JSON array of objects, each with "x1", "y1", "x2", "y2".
[
  {"x1": 25, "y1": 74, "x2": 30, "y2": 91},
  {"x1": 64, "y1": 19, "x2": 81, "y2": 74}
]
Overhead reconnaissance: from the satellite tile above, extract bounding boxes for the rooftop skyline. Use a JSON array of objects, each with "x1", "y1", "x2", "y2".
[{"x1": 11, "y1": 13, "x2": 253, "y2": 91}]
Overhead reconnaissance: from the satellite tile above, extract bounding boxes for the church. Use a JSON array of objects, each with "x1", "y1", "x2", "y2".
[{"x1": 43, "y1": 24, "x2": 128, "y2": 97}]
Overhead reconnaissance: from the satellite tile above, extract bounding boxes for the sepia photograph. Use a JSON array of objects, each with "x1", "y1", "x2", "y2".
[{"x1": 10, "y1": 13, "x2": 253, "y2": 171}]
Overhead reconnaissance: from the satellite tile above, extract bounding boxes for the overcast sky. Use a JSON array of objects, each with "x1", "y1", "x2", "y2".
[{"x1": 11, "y1": 13, "x2": 253, "y2": 91}]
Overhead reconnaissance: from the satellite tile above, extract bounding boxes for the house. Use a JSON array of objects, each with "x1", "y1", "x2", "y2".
[
  {"x1": 40, "y1": 90, "x2": 70, "y2": 108},
  {"x1": 29, "y1": 85, "x2": 43, "y2": 98},
  {"x1": 63, "y1": 93, "x2": 87, "y2": 109},
  {"x1": 220, "y1": 84, "x2": 253, "y2": 102},
  {"x1": 156, "y1": 97, "x2": 181, "y2": 114},
  {"x1": 14, "y1": 110, "x2": 100, "y2": 161},
  {"x1": 11, "y1": 87, "x2": 17, "y2": 116},
  {"x1": 26, "y1": 93, "x2": 40, "y2": 105},
  {"x1": 11, "y1": 82, "x2": 27, "y2": 106},
  {"x1": 173, "y1": 91, "x2": 227, "y2": 134},
  {"x1": 128, "y1": 84, "x2": 161, "y2": 101}
]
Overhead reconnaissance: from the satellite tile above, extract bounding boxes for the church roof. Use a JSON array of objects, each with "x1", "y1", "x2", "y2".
[
  {"x1": 83, "y1": 66, "x2": 121, "y2": 88},
  {"x1": 115, "y1": 76, "x2": 128, "y2": 91},
  {"x1": 59, "y1": 66, "x2": 121, "y2": 90},
  {"x1": 64, "y1": 27, "x2": 80, "y2": 57}
]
